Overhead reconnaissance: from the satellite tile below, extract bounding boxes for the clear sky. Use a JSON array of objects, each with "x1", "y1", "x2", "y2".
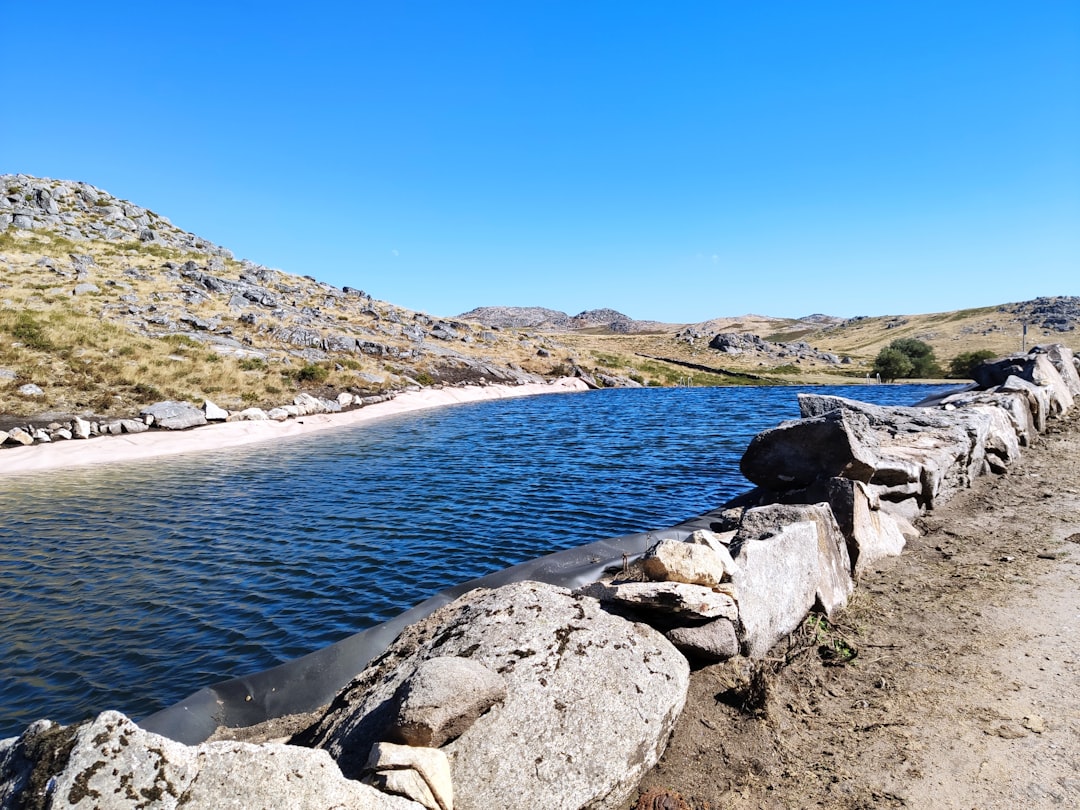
[{"x1": 3, "y1": 2, "x2": 1077, "y2": 323}]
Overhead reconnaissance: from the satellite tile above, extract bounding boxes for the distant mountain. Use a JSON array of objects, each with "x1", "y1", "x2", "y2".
[{"x1": 457, "y1": 306, "x2": 677, "y2": 334}]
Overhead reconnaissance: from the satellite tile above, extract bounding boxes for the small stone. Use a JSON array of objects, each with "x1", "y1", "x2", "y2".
[
  {"x1": 993, "y1": 723, "x2": 1028, "y2": 739},
  {"x1": 17, "y1": 383, "x2": 43, "y2": 397},
  {"x1": 1021, "y1": 714, "x2": 1046, "y2": 733}
]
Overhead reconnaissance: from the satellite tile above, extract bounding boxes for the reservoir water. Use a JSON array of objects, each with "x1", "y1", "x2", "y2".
[{"x1": 0, "y1": 383, "x2": 954, "y2": 737}]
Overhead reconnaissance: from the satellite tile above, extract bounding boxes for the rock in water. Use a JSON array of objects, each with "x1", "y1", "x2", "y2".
[{"x1": 295, "y1": 581, "x2": 689, "y2": 810}]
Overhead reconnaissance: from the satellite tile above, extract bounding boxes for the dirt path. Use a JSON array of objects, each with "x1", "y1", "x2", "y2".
[{"x1": 628, "y1": 411, "x2": 1080, "y2": 810}]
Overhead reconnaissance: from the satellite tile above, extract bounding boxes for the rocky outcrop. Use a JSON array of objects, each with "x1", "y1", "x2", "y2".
[
  {"x1": 294, "y1": 581, "x2": 689, "y2": 810},
  {"x1": 702, "y1": 332, "x2": 841, "y2": 365},
  {"x1": 1, "y1": 174, "x2": 232, "y2": 256}
]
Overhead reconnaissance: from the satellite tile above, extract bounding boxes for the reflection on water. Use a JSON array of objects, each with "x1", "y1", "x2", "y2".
[{"x1": 0, "y1": 384, "x2": 954, "y2": 736}]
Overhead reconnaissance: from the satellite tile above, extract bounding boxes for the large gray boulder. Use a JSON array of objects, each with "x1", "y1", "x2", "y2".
[
  {"x1": 998, "y1": 375, "x2": 1050, "y2": 433},
  {"x1": 0, "y1": 711, "x2": 421, "y2": 810},
  {"x1": 974, "y1": 348, "x2": 1077, "y2": 413},
  {"x1": 736, "y1": 502, "x2": 854, "y2": 616},
  {"x1": 139, "y1": 400, "x2": 208, "y2": 430},
  {"x1": 295, "y1": 581, "x2": 689, "y2": 810},
  {"x1": 744, "y1": 394, "x2": 994, "y2": 511},
  {"x1": 1042, "y1": 344, "x2": 1080, "y2": 396},
  {"x1": 729, "y1": 520, "x2": 821, "y2": 658}
]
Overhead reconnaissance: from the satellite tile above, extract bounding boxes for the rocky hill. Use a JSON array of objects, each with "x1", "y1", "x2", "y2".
[
  {"x1": 3, "y1": 173, "x2": 1076, "y2": 420},
  {"x1": 0, "y1": 174, "x2": 573, "y2": 419}
]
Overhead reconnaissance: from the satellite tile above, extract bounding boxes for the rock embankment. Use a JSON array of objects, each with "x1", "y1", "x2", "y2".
[{"x1": 2, "y1": 344, "x2": 1076, "y2": 810}]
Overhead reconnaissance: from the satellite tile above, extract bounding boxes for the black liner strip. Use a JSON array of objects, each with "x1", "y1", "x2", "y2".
[{"x1": 139, "y1": 507, "x2": 732, "y2": 744}]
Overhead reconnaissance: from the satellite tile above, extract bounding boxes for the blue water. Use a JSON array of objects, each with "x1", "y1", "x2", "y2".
[{"x1": 0, "y1": 383, "x2": 954, "y2": 737}]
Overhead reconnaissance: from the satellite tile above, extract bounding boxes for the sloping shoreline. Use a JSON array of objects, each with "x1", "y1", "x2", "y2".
[{"x1": 0, "y1": 378, "x2": 589, "y2": 477}]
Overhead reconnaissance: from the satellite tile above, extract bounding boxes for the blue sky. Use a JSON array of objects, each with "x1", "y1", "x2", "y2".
[{"x1": 3, "y1": 2, "x2": 1077, "y2": 322}]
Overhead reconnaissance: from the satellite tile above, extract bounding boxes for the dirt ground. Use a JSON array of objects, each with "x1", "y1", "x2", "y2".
[{"x1": 627, "y1": 411, "x2": 1080, "y2": 810}]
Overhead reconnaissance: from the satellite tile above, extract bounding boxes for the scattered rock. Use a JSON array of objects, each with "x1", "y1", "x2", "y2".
[
  {"x1": 203, "y1": 399, "x2": 229, "y2": 421},
  {"x1": 139, "y1": 400, "x2": 208, "y2": 430}
]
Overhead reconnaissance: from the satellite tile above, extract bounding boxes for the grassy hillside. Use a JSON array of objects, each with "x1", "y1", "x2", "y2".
[{"x1": 0, "y1": 176, "x2": 572, "y2": 419}]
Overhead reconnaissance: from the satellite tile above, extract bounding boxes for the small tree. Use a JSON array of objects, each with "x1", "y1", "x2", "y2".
[
  {"x1": 873, "y1": 338, "x2": 940, "y2": 381},
  {"x1": 948, "y1": 349, "x2": 997, "y2": 379},
  {"x1": 872, "y1": 347, "x2": 914, "y2": 382}
]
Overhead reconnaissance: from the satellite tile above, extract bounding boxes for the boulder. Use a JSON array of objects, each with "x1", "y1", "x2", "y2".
[
  {"x1": 6, "y1": 427, "x2": 33, "y2": 446},
  {"x1": 729, "y1": 521, "x2": 820, "y2": 658},
  {"x1": 387, "y1": 656, "x2": 507, "y2": 748},
  {"x1": 739, "y1": 407, "x2": 877, "y2": 490},
  {"x1": 816, "y1": 478, "x2": 907, "y2": 578},
  {"x1": 642, "y1": 538, "x2": 733, "y2": 586},
  {"x1": 794, "y1": 395, "x2": 991, "y2": 509},
  {"x1": 295, "y1": 581, "x2": 689, "y2": 810},
  {"x1": 202, "y1": 399, "x2": 229, "y2": 421},
  {"x1": 17, "y1": 384, "x2": 43, "y2": 397},
  {"x1": 665, "y1": 618, "x2": 739, "y2": 663},
  {"x1": 119, "y1": 419, "x2": 149, "y2": 434},
  {"x1": 998, "y1": 375, "x2": 1050, "y2": 433},
  {"x1": 71, "y1": 417, "x2": 91, "y2": 440},
  {"x1": 293, "y1": 392, "x2": 326, "y2": 415},
  {"x1": 580, "y1": 580, "x2": 739, "y2": 621},
  {"x1": 1041, "y1": 344, "x2": 1080, "y2": 396},
  {"x1": 939, "y1": 390, "x2": 1035, "y2": 447},
  {"x1": 735, "y1": 502, "x2": 853, "y2": 615},
  {"x1": 139, "y1": 400, "x2": 208, "y2": 430},
  {"x1": 0, "y1": 711, "x2": 421, "y2": 810},
  {"x1": 228, "y1": 407, "x2": 269, "y2": 421}
]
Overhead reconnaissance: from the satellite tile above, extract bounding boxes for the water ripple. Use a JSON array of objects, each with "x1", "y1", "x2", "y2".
[{"x1": 0, "y1": 383, "x2": 954, "y2": 736}]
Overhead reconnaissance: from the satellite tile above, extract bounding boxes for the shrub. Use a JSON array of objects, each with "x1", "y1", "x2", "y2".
[
  {"x1": 295, "y1": 363, "x2": 329, "y2": 383},
  {"x1": 948, "y1": 349, "x2": 997, "y2": 379},
  {"x1": 9, "y1": 312, "x2": 54, "y2": 351}
]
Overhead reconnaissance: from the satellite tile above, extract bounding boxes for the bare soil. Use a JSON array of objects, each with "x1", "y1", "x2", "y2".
[{"x1": 627, "y1": 411, "x2": 1080, "y2": 810}]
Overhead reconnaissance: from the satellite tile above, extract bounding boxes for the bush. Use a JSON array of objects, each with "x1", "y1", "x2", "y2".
[
  {"x1": 872, "y1": 338, "x2": 940, "y2": 381},
  {"x1": 10, "y1": 312, "x2": 54, "y2": 351},
  {"x1": 295, "y1": 363, "x2": 330, "y2": 383},
  {"x1": 948, "y1": 349, "x2": 997, "y2": 379}
]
